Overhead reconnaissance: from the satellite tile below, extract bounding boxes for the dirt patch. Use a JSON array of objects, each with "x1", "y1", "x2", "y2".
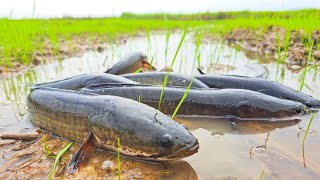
[
  {"x1": 224, "y1": 26, "x2": 320, "y2": 66},
  {"x1": 0, "y1": 35, "x2": 125, "y2": 79}
]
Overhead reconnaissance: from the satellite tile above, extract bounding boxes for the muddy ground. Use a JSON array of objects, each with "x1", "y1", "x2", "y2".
[{"x1": 1, "y1": 27, "x2": 319, "y2": 78}]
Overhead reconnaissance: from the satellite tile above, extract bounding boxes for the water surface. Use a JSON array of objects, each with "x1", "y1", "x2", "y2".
[{"x1": 0, "y1": 33, "x2": 319, "y2": 179}]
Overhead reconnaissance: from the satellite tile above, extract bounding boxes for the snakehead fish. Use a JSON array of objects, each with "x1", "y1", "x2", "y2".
[
  {"x1": 105, "y1": 52, "x2": 155, "y2": 75},
  {"x1": 80, "y1": 84, "x2": 309, "y2": 119},
  {"x1": 195, "y1": 75, "x2": 320, "y2": 108},
  {"x1": 27, "y1": 88, "x2": 199, "y2": 162},
  {"x1": 34, "y1": 73, "x2": 137, "y2": 90},
  {"x1": 122, "y1": 72, "x2": 209, "y2": 89}
]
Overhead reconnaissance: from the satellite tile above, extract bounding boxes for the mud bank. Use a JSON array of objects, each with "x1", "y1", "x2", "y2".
[{"x1": 224, "y1": 26, "x2": 320, "y2": 66}]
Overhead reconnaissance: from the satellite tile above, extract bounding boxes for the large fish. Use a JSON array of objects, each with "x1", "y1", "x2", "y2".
[
  {"x1": 122, "y1": 72, "x2": 209, "y2": 89},
  {"x1": 81, "y1": 84, "x2": 309, "y2": 119},
  {"x1": 27, "y1": 88, "x2": 199, "y2": 169},
  {"x1": 105, "y1": 52, "x2": 155, "y2": 75},
  {"x1": 34, "y1": 73, "x2": 137, "y2": 90},
  {"x1": 195, "y1": 75, "x2": 320, "y2": 108}
]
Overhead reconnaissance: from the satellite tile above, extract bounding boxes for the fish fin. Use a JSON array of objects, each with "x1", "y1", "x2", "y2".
[
  {"x1": 197, "y1": 68, "x2": 205, "y2": 74},
  {"x1": 67, "y1": 132, "x2": 96, "y2": 174},
  {"x1": 104, "y1": 68, "x2": 112, "y2": 73}
]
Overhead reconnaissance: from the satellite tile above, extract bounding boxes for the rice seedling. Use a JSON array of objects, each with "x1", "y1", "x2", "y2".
[
  {"x1": 133, "y1": 68, "x2": 143, "y2": 74},
  {"x1": 158, "y1": 22, "x2": 189, "y2": 110},
  {"x1": 42, "y1": 135, "x2": 53, "y2": 157},
  {"x1": 149, "y1": 52, "x2": 156, "y2": 70},
  {"x1": 275, "y1": 32, "x2": 281, "y2": 80},
  {"x1": 118, "y1": 138, "x2": 121, "y2": 180},
  {"x1": 48, "y1": 141, "x2": 74, "y2": 180},
  {"x1": 279, "y1": 31, "x2": 291, "y2": 79},
  {"x1": 164, "y1": 29, "x2": 171, "y2": 65},
  {"x1": 195, "y1": 33, "x2": 203, "y2": 70},
  {"x1": 172, "y1": 76, "x2": 194, "y2": 119},
  {"x1": 299, "y1": 40, "x2": 314, "y2": 91},
  {"x1": 260, "y1": 169, "x2": 264, "y2": 180},
  {"x1": 302, "y1": 113, "x2": 316, "y2": 168},
  {"x1": 146, "y1": 28, "x2": 152, "y2": 58}
]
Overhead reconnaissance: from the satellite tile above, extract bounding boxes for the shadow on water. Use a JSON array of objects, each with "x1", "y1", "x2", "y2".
[{"x1": 0, "y1": 32, "x2": 320, "y2": 179}]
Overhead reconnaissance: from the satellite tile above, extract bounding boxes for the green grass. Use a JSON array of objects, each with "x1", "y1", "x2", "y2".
[
  {"x1": 1, "y1": 9, "x2": 319, "y2": 70},
  {"x1": 171, "y1": 76, "x2": 194, "y2": 119},
  {"x1": 157, "y1": 22, "x2": 189, "y2": 110},
  {"x1": 260, "y1": 169, "x2": 264, "y2": 180},
  {"x1": 48, "y1": 141, "x2": 74, "y2": 180},
  {"x1": 299, "y1": 40, "x2": 314, "y2": 91},
  {"x1": 118, "y1": 138, "x2": 121, "y2": 180},
  {"x1": 0, "y1": 18, "x2": 204, "y2": 69},
  {"x1": 302, "y1": 113, "x2": 316, "y2": 168}
]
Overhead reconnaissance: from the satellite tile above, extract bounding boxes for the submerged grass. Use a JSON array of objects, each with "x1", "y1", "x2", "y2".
[
  {"x1": 302, "y1": 113, "x2": 316, "y2": 168},
  {"x1": 299, "y1": 40, "x2": 314, "y2": 91}
]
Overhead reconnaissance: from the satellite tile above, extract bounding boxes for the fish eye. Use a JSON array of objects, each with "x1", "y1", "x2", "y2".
[{"x1": 160, "y1": 134, "x2": 174, "y2": 148}]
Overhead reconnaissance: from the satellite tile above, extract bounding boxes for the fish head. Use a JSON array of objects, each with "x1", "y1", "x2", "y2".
[{"x1": 89, "y1": 97, "x2": 198, "y2": 161}]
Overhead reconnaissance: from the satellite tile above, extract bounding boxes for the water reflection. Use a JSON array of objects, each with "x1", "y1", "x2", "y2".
[{"x1": 175, "y1": 116, "x2": 301, "y2": 135}]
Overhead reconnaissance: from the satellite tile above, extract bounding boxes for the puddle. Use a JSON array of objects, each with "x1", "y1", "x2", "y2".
[{"x1": 0, "y1": 33, "x2": 320, "y2": 179}]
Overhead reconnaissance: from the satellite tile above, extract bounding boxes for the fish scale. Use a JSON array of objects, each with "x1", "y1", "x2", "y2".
[{"x1": 27, "y1": 87, "x2": 199, "y2": 161}]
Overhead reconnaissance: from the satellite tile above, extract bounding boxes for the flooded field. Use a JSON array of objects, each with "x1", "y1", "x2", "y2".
[{"x1": 0, "y1": 33, "x2": 320, "y2": 179}]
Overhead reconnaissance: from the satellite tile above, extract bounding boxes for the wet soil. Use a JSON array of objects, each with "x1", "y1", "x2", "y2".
[
  {"x1": 223, "y1": 26, "x2": 320, "y2": 66},
  {"x1": 0, "y1": 33, "x2": 320, "y2": 179}
]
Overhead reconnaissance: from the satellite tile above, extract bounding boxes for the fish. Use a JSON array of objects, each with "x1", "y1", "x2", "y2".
[
  {"x1": 27, "y1": 87, "x2": 199, "y2": 165},
  {"x1": 80, "y1": 84, "x2": 309, "y2": 119},
  {"x1": 105, "y1": 52, "x2": 155, "y2": 75},
  {"x1": 122, "y1": 72, "x2": 209, "y2": 89},
  {"x1": 34, "y1": 73, "x2": 138, "y2": 90},
  {"x1": 195, "y1": 74, "x2": 320, "y2": 108}
]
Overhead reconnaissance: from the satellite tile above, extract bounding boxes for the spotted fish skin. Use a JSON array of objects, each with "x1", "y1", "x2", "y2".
[{"x1": 27, "y1": 88, "x2": 198, "y2": 161}]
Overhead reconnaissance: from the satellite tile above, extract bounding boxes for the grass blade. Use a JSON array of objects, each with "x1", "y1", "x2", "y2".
[
  {"x1": 118, "y1": 138, "x2": 121, "y2": 180},
  {"x1": 48, "y1": 142, "x2": 74, "y2": 180},
  {"x1": 300, "y1": 40, "x2": 314, "y2": 91},
  {"x1": 158, "y1": 21, "x2": 190, "y2": 110},
  {"x1": 172, "y1": 76, "x2": 194, "y2": 119},
  {"x1": 302, "y1": 113, "x2": 316, "y2": 168}
]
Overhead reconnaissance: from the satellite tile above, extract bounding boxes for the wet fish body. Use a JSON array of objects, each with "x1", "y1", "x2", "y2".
[
  {"x1": 81, "y1": 84, "x2": 309, "y2": 119},
  {"x1": 34, "y1": 73, "x2": 137, "y2": 90},
  {"x1": 105, "y1": 52, "x2": 155, "y2": 75},
  {"x1": 27, "y1": 88, "x2": 199, "y2": 161},
  {"x1": 195, "y1": 75, "x2": 320, "y2": 108},
  {"x1": 122, "y1": 72, "x2": 209, "y2": 89}
]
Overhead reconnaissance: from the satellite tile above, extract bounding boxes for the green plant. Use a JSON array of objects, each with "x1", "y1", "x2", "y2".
[
  {"x1": 172, "y1": 77, "x2": 194, "y2": 119},
  {"x1": 48, "y1": 142, "x2": 74, "y2": 180},
  {"x1": 300, "y1": 40, "x2": 314, "y2": 91},
  {"x1": 118, "y1": 138, "x2": 121, "y2": 180},
  {"x1": 302, "y1": 113, "x2": 316, "y2": 168},
  {"x1": 158, "y1": 22, "x2": 189, "y2": 110}
]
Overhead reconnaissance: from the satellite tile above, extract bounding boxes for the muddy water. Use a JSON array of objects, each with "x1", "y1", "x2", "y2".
[{"x1": 0, "y1": 33, "x2": 320, "y2": 179}]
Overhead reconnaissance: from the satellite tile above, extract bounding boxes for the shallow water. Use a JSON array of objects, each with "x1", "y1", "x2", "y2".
[{"x1": 0, "y1": 33, "x2": 320, "y2": 179}]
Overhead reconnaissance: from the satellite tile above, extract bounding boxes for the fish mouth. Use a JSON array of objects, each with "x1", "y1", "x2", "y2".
[{"x1": 159, "y1": 138, "x2": 199, "y2": 161}]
